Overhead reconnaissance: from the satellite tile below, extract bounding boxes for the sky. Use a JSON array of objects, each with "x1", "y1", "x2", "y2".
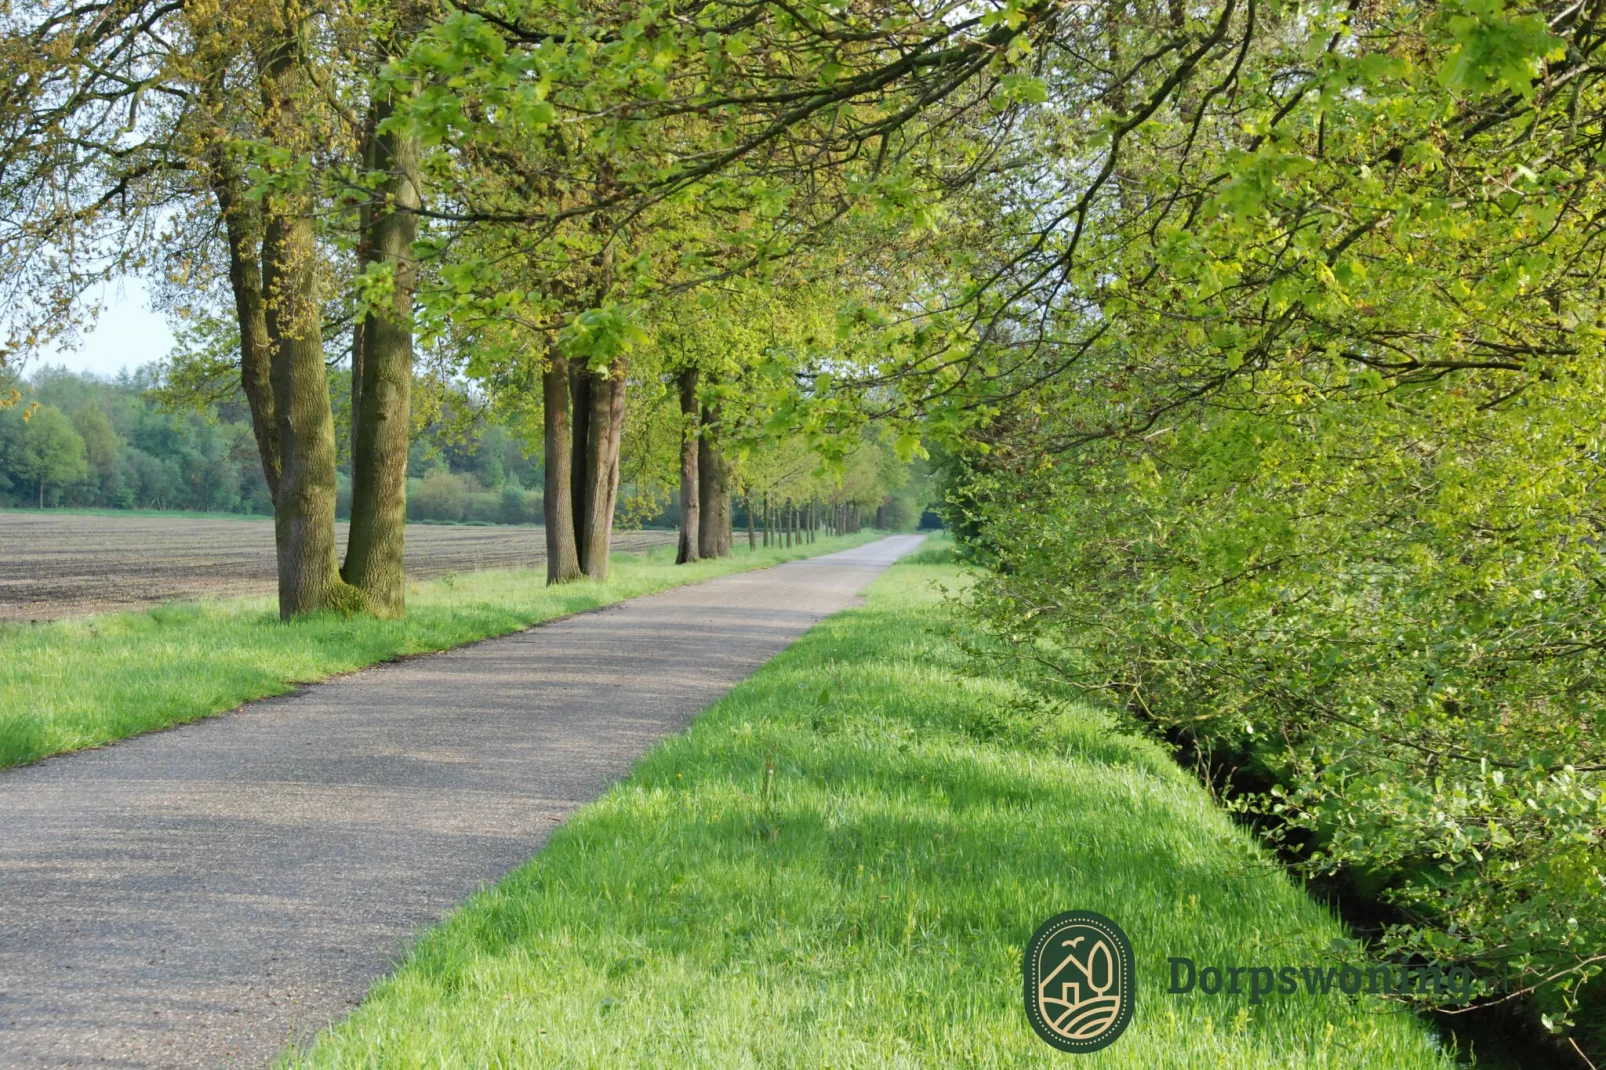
[{"x1": 33, "y1": 278, "x2": 176, "y2": 380}]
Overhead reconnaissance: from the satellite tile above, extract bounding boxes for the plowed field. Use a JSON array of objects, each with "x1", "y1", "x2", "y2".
[{"x1": 0, "y1": 512, "x2": 675, "y2": 621}]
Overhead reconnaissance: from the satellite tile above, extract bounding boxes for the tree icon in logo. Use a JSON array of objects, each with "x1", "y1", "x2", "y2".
[{"x1": 1023, "y1": 910, "x2": 1135, "y2": 1053}]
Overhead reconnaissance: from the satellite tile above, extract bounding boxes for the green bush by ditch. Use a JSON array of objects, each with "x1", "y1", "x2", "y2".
[{"x1": 288, "y1": 559, "x2": 1453, "y2": 1069}]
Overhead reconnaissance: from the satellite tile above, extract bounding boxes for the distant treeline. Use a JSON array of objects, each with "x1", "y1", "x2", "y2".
[
  {"x1": 0, "y1": 367, "x2": 935, "y2": 532},
  {"x1": 0, "y1": 367, "x2": 546, "y2": 523}
]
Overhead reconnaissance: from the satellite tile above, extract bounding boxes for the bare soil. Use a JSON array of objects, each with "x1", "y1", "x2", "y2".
[{"x1": 0, "y1": 511, "x2": 675, "y2": 621}]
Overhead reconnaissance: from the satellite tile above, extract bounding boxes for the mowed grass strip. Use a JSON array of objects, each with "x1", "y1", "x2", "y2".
[
  {"x1": 287, "y1": 551, "x2": 1454, "y2": 1069},
  {"x1": 0, "y1": 533, "x2": 881, "y2": 770}
]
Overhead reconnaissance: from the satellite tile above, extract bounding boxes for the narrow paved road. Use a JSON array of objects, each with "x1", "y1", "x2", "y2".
[{"x1": 0, "y1": 536, "x2": 924, "y2": 1068}]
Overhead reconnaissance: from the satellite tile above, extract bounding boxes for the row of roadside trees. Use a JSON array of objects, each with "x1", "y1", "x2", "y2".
[
  {"x1": 0, "y1": 0, "x2": 940, "y2": 617},
  {"x1": 6, "y1": 0, "x2": 1605, "y2": 1054}
]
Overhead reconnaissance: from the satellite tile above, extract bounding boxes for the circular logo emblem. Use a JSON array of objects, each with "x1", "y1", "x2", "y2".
[{"x1": 1023, "y1": 910, "x2": 1135, "y2": 1053}]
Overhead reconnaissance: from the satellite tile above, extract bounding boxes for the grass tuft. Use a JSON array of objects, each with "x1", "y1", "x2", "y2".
[
  {"x1": 899, "y1": 541, "x2": 955, "y2": 565},
  {"x1": 287, "y1": 559, "x2": 1455, "y2": 1069}
]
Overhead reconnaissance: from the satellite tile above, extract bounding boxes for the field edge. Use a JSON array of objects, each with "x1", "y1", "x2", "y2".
[{"x1": 0, "y1": 532, "x2": 891, "y2": 771}]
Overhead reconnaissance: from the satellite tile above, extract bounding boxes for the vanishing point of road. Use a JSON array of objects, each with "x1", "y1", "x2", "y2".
[{"x1": 0, "y1": 535, "x2": 924, "y2": 1068}]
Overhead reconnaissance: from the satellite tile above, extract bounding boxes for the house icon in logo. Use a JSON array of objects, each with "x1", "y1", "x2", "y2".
[{"x1": 1023, "y1": 910, "x2": 1135, "y2": 1052}]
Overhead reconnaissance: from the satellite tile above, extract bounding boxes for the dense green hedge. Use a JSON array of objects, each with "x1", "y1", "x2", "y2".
[
  {"x1": 948, "y1": 370, "x2": 1606, "y2": 1057},
  {"x1": 403, "y1": 470, "x2": 542, "y2": 524}
]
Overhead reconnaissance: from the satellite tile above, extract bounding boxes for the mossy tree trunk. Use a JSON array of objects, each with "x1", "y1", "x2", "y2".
[
  {"x1": 258, "y1": 30, "x2": 359, "y2": 619},
  {"x1": 697, "y1": 404, "x2": 731, "y2": 559},
  {"x1": 543, "y1": 348, "x2": 582, "y2": 584},
  {"x1": 342, "y1": 90, "x2": 421, "y2": 618},
  {"x1": 208, "y1": 152, "x2": 280, "y2": 507},
  {"x1": 568, "y1": 361, "x2": 590, "y2": 555},
  {"x1": 675, "y1": 367, "x2": 700, "y2": 564},
  {"x1": 575, "y1": 360, "x2": 627, "y2": 579}
]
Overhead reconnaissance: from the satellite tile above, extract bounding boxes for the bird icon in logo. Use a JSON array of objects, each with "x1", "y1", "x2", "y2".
[{"x1": 1023, "y1": 911, "x2": 1135, "y2": 1052}]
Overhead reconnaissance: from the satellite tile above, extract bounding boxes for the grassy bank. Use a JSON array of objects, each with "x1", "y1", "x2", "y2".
[
  {"x1": 0, "y1": 533, "x2": 882, "y2": 770},
  {"x1": 288, "y1": 549, "x2": 1454, "y2": 1068}
]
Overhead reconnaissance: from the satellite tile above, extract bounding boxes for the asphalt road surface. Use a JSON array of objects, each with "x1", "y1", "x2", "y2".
[{"x1": 0, "y1": 535, "x2": 924, "y2": 1068}]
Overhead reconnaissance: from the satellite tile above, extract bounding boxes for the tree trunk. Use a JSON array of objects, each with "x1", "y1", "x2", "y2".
[
  {"x1": 259, "y1": 33, "x2": 358, "y2": 619},
  {"x1": 745, "y1": 490, "x2": 756, "y2": 550},
  {"x1": 262, "y1": 215, "x2": 354, "y2": 617},
  {"x1": 698, "y1": 406, "x2": 730, "y2": 558},
  {"x1": 577, "y1": 361, "x2": 627, "y2": 579},
  {"x1": 348, "y1": 105, "x2": 376, "y2": 478},
  {"x1": 569, "y1": 361, "x2": 591, "y2": 560},
  {"x1": 349, "y1": 328, "x2": 363, "y2": 473},
  {"x1": 675, "y1": 367, "x2": 700, "y2": 564},
  {"x1": 342, "y1": 93, "x2": 420, "y2": 618},
  {"x1": 209, "y1": 151, "x2": 280, "y2": 505},
  {"x1": 543, "y1": 349, "x2": 581, "y2": 584}
]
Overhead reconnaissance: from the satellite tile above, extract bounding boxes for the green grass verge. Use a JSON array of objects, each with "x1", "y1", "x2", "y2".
[
  {"x1": 286, "y1": 555, "x2": 1456, "y2": 1069},
  {"x1": 0, "y1": 533, "x2": 883, "y2": 770}
]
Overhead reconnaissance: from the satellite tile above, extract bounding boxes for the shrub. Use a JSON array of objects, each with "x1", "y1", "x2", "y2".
[
  {"x1": 954, "y1": 371, "x2": 1606, "y2": 1050},
  {"x1": 464, "y1": 490, "x2": 502, "y2": 524},
  {"x1": 407, "y1": 470, "x2": 469, "y2": 522},
  {"x1": 500, "y1": 484, "x2": 535, "y2": 525},
  {"x1": 880, "y1": 496, "x2": 919, "y2": 531}
]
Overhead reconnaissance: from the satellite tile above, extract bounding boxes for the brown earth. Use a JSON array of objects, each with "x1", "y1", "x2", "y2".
[{"x1": 0, "y1": 511, "x2": 675, "y2": 621}]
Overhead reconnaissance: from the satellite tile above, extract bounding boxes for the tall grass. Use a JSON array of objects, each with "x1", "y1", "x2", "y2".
[
  {"x1": 0, "y1": 534, "x2": 881, "y2": 770},
  {"x1": 287, "y1": 559, "x2": 1456, "y2": 1069}
]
